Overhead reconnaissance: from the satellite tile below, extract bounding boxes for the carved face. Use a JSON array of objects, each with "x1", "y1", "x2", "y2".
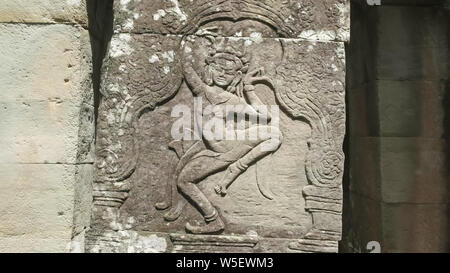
[{"x1": 209, "y1": 56, "x2": 241, "y2": 88}]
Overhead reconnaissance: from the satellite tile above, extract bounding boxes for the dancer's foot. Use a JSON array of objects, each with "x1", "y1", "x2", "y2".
[
  {"x1": 214, "y1": 163, "x2": 242, "y2": 196},
  {"x1": 163, "y1": 200, "x2": 185, "y2": 221},
  {"x1": 155, "y1": 201, "x2": 169, "y2": 210},
  {"x1": 185, "y1": 216, "x2": 225, "y2": 234}
]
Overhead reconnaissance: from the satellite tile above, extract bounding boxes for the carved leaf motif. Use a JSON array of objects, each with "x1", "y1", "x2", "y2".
[
  {"x1": 275, "y1": 41, "x2": 345, "y2": 188},
  {"x1": 95, "y1": 35, "x2": 184, "y2": 183},
  {"x1": 178, "y1": 0, "x2": 296, "y2": 37}
]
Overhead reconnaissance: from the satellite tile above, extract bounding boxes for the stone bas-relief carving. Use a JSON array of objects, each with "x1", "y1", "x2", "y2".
[
  {"x1": 88, "y1": 0, "x2": 347, "y2": 253},
  {"x1": 156, "y1": 31, "x2": 284, "y2": 235},
  {"x1": 114, "y1": 0, "x2": 350, "y2": 42}
]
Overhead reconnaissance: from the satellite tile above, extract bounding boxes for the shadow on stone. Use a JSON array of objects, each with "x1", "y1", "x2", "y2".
[{"x1": 86, "y1": 0, "x2": 114, "y2": 138}]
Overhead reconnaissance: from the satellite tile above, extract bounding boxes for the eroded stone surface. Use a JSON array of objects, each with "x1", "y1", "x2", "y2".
[
  {"x1": 0, "y1": 164, "x2": 88, "y2": 253},
  {"x1": 0, "y1": 24, "x2": 94, "y2": 164},
  {"x1": 0, "y1": 21, "x2": 94, "y2": 252},
  {"x1": 89, "y1": 0, "x2": 347, "y2": 253},
  {"x1": 0, "y1": 0, "x2": 88, "y2": 25},
  {"x1": 114, "y1": 0, "x2": 350, "y2": 41}
]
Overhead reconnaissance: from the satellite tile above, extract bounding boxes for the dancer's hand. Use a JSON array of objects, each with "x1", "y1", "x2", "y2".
[{"x1": 243, "y1": 68, "x2": 273, "y2": 92}]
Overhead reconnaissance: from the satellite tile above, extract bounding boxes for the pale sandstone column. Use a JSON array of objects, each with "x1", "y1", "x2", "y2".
[{"x1": 0, "y1": 1, "x2": 94, "y2": 252}]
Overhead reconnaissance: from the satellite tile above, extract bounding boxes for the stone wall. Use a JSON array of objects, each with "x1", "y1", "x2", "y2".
[
  {"x1": 0, "y1": 0, "x2": 448, "y2": 254},
  {"x1": 343, "y1": 0, "x2": 450, "y2": 252},
  {"x1": 0, "y1": 1, "x2": 94, "y2": 252},
  {"x1": 0, "y1": 0, "x2": 350, "y2": 254}
]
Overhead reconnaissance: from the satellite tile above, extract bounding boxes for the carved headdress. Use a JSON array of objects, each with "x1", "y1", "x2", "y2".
[
  {"x1": 206, "y1": 38, "x2": 250, "y2": 73},
  {"x1": 204, "y1": 38, "x2": 251, "y2": 96}
]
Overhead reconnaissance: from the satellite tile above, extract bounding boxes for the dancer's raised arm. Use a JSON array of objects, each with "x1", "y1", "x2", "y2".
[
  {"x1": 181, "y1": 37, "x2": 209, "y2": 96},
  {"x1": 243, "y1": 68, "x2": 275, "y2": 121}
]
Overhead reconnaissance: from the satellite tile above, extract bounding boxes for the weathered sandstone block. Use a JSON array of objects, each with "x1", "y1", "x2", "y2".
[
  {"x1": 0, "y1": 0, "x2": 87, "y2": 25},
  {"x1": 113, "y1": 0, "x2": 350, "y2": 42},
  {"x1": 0, "y1": 17, "x2": 93, "y2": 252},
  {"x1": 89, "y1": 0, "x2": 348, "y2": 253},
  {"x1": 0, "y1": 24, "x2": 94, "y2": 164}
]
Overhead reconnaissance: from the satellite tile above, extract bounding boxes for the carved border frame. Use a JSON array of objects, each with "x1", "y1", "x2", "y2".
[{"x1": 93, "y1": 0, "x2": 345, "y2": 252}]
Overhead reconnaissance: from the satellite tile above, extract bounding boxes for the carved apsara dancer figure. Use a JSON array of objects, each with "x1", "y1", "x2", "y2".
[{"x1": 157, "y1": 29, "x2": 283, "y2": 234}]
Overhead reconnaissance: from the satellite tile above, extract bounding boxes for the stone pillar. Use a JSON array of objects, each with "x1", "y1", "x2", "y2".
[
  {"x1": 88, "y1": 0, "x2": 349, "y2": 253},
  {"x1": 344, "y1": 0, "x2": 450, "y2": 252},
  {"x1": 0, "y1": 1, "x2": 94, "y2": 252}
]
